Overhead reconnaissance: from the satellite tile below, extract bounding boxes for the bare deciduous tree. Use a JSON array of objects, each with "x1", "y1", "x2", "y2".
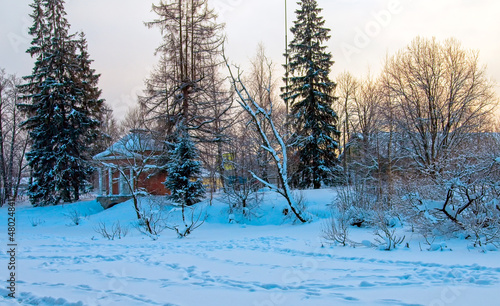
[
  {"x1": 143, "y1": 0, "x2": 230, "y2": 140},
  {"x1": 227, "y1": 62, "x2": 308, "y2": 223},
  {"x1": 335, "y1": 71, "x2": 359, "y2": 180},
  {"x1": 0, "y1": 69, "x2": 28, "y2": 206},
  {"x1": 119, "y1": 105, "x2": 147, "y2": 136},
  {"x1": 382, "y1": 37, "x2": 497, "y2": 176},
  {"x1": 244, "y1": 43, "x2": 284, "y2": 182}
]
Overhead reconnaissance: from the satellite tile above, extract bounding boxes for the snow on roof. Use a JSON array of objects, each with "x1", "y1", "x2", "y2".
[{"x1": 93, "y1": 130, "x2": 164, "y2": 161}]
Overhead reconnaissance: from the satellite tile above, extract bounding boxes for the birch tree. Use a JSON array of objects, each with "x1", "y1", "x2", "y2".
[{"x1": 227, "y1": 63, "x2": 308, "y2": 223}]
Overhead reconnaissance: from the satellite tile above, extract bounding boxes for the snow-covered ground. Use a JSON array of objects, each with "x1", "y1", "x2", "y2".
[{"x1": 1, "y1": 190, "x2": 499, "y2": 306}]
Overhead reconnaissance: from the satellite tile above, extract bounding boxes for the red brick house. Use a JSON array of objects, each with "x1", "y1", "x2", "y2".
[{"x1": 93, "y1": 130, "x2": 168, "y2": 208}]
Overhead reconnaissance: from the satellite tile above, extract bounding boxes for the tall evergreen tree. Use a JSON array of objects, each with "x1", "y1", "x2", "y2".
[
  {"x1": 282, "y1": 0, "x2": 340, "y2": 189},
  {"x1": 19, "y1": 0, "x2": 104, "y2": 206},
  {"x1": 74, "y1": 32, "x2": 106, "y2": 157}
]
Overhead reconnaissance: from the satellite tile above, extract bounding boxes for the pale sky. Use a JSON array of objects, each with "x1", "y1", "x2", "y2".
[{"x1": 1, "y1": 0, "x2": 499, "y2": 119}]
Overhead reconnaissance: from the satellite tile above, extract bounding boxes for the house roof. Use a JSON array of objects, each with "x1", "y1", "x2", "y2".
[{"x1": 93, "y1": 130, "x2": 164, "y2": 161}]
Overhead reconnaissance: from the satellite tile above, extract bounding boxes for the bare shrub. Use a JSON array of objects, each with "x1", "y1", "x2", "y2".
[
  {"x1": 136, "y1": 196, "x2": 206, "y2": 239},
  {"x1": 135, "y1": 197, "x2": 169, "y2": 239},
  {"x1": 94, "y1": 221, "x2": 129, "y2": 240},
  {"x1": 322, "y1": 209, "x2": 352, "y2": 247},
  {"x1": 64, "y1": 209, "x2": 85, "y2": 226},
  {"x1": 322, "y1": 184, "x2": 373, "y2": 247},
  {"x1": 403, "y1": 157, "x2": 500, "y2": 249},
  {"x1": 166, "y1": 204, "x2": 206, "y2": 238},
  {"x1": 28, "y1": 217, "x2": 44, "y2": 227},
  {"x1": 401, "y1": 182, "x2": 460, "y2": 241}
]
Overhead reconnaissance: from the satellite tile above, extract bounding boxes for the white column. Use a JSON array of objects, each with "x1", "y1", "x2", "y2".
[
  {"x1": 98, "y1": 168, "x2": 103, "y2": 196},
  {"x1": 108, "y1": 168, "x2": 113, "y2": 195},
  {"x1": 119, "y1": 167, "x2": 124, "y2": 195}
]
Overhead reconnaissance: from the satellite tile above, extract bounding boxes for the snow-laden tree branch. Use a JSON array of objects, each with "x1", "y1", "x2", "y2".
[{"x1": 225, "y1": 59, "x2": 309, "y2": 223}]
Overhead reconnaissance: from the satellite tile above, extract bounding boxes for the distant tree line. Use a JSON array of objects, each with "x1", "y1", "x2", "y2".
[{"x1": 4, "y1": 0, "x2": 499, "y2": 236}]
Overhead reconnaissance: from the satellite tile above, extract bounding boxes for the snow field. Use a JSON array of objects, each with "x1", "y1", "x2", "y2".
[{"x1": 0, "y1": 189, "x2": 499, "y2": 305}]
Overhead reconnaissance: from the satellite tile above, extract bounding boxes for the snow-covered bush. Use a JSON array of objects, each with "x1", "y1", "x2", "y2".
[
  {"x1": 404, "y1": 191, "x2": 459, "y2": 241},
  {"x1": 324, "y1": 183, "x2": 406, "y2": 250},
  {"x1": 373, "y1": 213, "x2": 405, "y2": 251},
  {"x1": 461, "y1": 198, "x2": 500, "y2": 249},
  {"x1": 224, "y1": 176, "x2": 262, "y2": 222},
  {"x1": 336, "y1": 182, "x2": 377, "y2": 227},
  {"x1": 322, "y1": 187, "x2": 358, "y2": 246},
  {"x1": 322, "y1": 206, "x2": 353, "y2": 247},
  {"x1": 403, "y1": 158, "x2": 500, "y2": 249},
  {"x1": 441, "y1": 166, "x2": 500, "y2": 247},
  {"x1": 134, "y1": 196, "x2": 206, "y2": 239}
]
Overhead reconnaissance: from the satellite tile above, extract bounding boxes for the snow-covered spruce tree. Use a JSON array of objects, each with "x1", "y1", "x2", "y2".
[
  {"x1": 282, "y1": 0, "x2": 340, "y2": 189},
  {"x1": 165, "y1": 123, "x2": 205, "y2": 233},
  {"x1": 74, "y1": 32, "x2": 106, "y2": 157},
  {"x1": 18, "y1": 0, "x2": 104, "y2": 206}
]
